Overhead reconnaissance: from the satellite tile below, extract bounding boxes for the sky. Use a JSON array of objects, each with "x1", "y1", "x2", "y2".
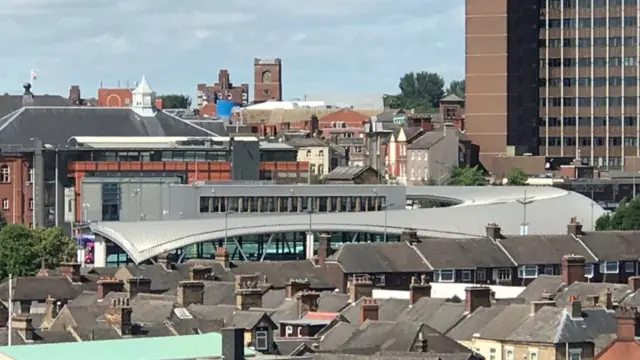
[{"x1": 0, "y1": 0, "x2": 464, "y2": 102}]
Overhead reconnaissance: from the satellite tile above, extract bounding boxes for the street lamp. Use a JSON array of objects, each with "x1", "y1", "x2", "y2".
[
  {"x1": 373, "y1": 188, "x2": 394, "y2": 242},
  {"x1": 516, "y1": 190, "x2": 535, "y2": 235}
]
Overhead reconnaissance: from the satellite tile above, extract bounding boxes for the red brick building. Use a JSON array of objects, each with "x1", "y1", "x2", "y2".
[
  {"x1": 253, "y1": 58, "x2": 282, "y2": 103},
  {"x1": 196, "y1": 69, "x2": 249, "y2": 109}
]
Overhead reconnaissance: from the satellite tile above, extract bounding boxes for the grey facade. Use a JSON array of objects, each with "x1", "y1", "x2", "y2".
[
  {"x1": 77, "y1": 179, "x2": 406, "y2": 223},
  {"x1": 406, "y1": 129, "x2": 465, "y2": 185}
]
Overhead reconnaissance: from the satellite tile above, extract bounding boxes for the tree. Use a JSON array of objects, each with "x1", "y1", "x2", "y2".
[
  {"x1": 159, "y1": 94, "x2": 192, "y2": 109},
  {"x1": 0, "y1": 225, "x2": 76, "y2": 280},
  {"x1": 384, "y1": 71, "x2": 445, "y2": 112},
  {"x1": 506, "y1": 167, "x2": 528, "y2": 186},
  {"x1": 596, "y1": 197, "x2": 640, "y2": 230},
  {"x1": 447, "y1": 166, "x2": 486, "y2": 186},
  {"x1": 447, "y1": 79, "x2": 465, "y2": 99}
]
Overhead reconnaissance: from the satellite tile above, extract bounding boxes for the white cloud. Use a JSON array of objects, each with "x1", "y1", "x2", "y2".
[{"x1": 0, "y1": 0, "x2": 464, "y2": 98}]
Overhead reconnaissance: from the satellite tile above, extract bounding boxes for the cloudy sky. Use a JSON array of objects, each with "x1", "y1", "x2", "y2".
[{"x1": 0, "y1": 0, "x2": 464, "y2": 101}]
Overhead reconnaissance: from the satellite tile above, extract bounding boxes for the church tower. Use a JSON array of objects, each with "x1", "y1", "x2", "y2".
[{"x1": 131, "y1": 75, "x2": 156, "y2": 117}]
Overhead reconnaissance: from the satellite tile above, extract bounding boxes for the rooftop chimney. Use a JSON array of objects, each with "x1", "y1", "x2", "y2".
[
  {"x1": 585, "y1": 294, "x2": 599, "y2": 308},
  {"x1": 235, "y1": 274, "x2": 262, "y2": 310},
  {"x1": 599, "y1": 288, "x2": 613, "y2": 310},
  {"x1": 126, "y1": 277, "x2": 152, "y2": 298},
  {"x1": 22, "y1": 83, "x2": 34, "y2": 106},
  {"x1": 105, "y1": 298, "x2": 132, "y2": 336},
  {"x1": 59, "y1": 261, "x2": 82, "y2": 283},
  {"x1": 485, "y1": 223, "x2": 502, "y2": 239},
  {"x1": 316, "y1": 233, "x2": 331, "y2": 267},
  {"x1": 222, "y1": 327, "x2": 245, "y2": 360},
  {"x1": 12, "y1": 315, "x2": 34, "y2": 341},
  {"x1": 286, "y1": 279, "x2": 311, "y2": 298},
  {"x1": 189, "y1": 266, "x2": 213, "y2": 281},
  {"x1": 615, "y1": 306, "x2": 640, "y2": 341},
  {"x1": 97, "y1": 277, "x2": 124, "y2": 299},
  {"x1": 401, "y1": 228, "x2": 420, "y2": 245},
  {"x1": 349, "y1": 276, "x2": 374, "y2": 303},
  {"x1": 215, "y1": 247, "x2": 230, "y2": 269},
  {"x1": 629, "y1": 276, "x2": 640, "y2": 292},
  {"x1": 567, "y1": 295, "x2": 583, "y2": 319},
  {"x1": 156, "y1": 252, "x2": 170, "y2": 269},
  {"x1": 530, "y1": 300, "x2": 555, "y2": 315},
  {"x1": 177, "y1": 280, "x2": 205, "y2": 307},
  {"x1": 561, "y1": 254, "x2": 586, "y2": 285},
  {"x1": 409, "y1": 275, "x2": 431, "y2": 305},
  {"x1": 567, "y1": 217, "x2": 583, "y2": 236},
  {"x1": 465, "y1": 286, "x2": 492, "y2": 313},
  {"x1": 296, "y1": 291, "x2": 320, "y2": 317},
  {"x1": 43, "y1": 295, "x2": 58, "y2": 327},
  {"x1": 359, "y1": 298, "x2": 379, "y2": 325}
]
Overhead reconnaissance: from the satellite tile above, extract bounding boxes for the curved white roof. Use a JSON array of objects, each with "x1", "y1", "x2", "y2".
[{"x1": 90, "y1": 186, "x2": 605, "y2": 264}]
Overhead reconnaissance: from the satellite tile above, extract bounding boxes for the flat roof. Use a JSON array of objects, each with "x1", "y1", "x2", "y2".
[
  {"x1": 0, "y1": 332, "x2": 255, "y2": 360},
  {"x1": 90, "y1": 186, "x2": 605, "y2": 264}
]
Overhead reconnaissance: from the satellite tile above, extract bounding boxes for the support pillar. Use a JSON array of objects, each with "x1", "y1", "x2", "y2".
[{"x1": 93, "y1": 236, "x2": 107, "y2": 267}]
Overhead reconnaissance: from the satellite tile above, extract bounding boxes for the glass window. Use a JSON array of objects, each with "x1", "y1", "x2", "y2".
[
  {"x1": 600, "y1": 261, "x2": 619, "y2": 274},
  {"x1": 494, "y1": 268, "x2": 512, "y2": 281},
  {"x1": 505, "y1": 348, "x2": 514, "y2": 360},
  {"x1": 625, "y1": 262, "x2": 635, "y2": 273},
  {"x1": 569, "y1": 349, "x2": 581, "y2": 360},
  {"x1": 254, "y1": 330, "x2": 269, "y2": 350},
  {"x1": 518, "y1": 265, "x2": 539, "y2": 279},
  {"x1": 461, "y1": 270, "x2": 472, "y2": 282},
  {"x1": 476, "y1": 269, "x2": 486, "y2": 282},
  {"x1": 374, "y1": 274, "x2": 385, "y2": 286},
  {"x1": 101, "y1": 183, "x2": 120, "y2": 221},
  {"x1": 435, "y1": 269, "x2": 455, "y2": 282},
  {"x1": 544, "y1": 266, "x2": 554, "y2": 275}
]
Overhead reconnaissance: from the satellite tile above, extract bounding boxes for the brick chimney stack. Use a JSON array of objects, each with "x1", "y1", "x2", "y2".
[
  {"x1": 215, "y1": 247, "x2": 230, "y2": 269},
  {"x1": 530, "y1": 300, "x2": 555, "y2": 315},
  {"x1": 409, "y1": 275, "x2": 431, "y2": 305},
  {"x1": 59, "y1": 261, "x2": 82, "y2": 283},
  {"x1": 401, "y1": 228, "x2": 420, "y2": 245},
  {"x1": 316, "y1": 233, "x2": 331, "y2": 267},
  {"x1": 189, "y1": 266, "x2": 213, "y2": 281},
  {"x1": 614, "y1": 306, "x2": 640, "y2": 341},
  {"x1": 97, "y1": 277, "x2": 124, "y2": 299},
  {"x1": 465, "y1": 286, "x2": 492, "y2": 313},
  {"x1": 485, "y1": 223, "x2": 502, "y2": 239},
  {"x1": 235, "y1": 274, "x2": 263, "y2": 310},
  {"x1": 349, "y1": 276, "x2": 374, "y2": 303},
  {"x1": 567, "y1": 217, "x2": 583, "y2": 236},
  {"x1": 628, "y1": 276, "x2": 640, "y2": 292},
  {"x1": 286, "y1": 279, "x2": 311, "y2": 298},
  {"x1": 297, "y1": 291, "x2": 320, "y2": 316},
  {"x1": 567, "y1": 295, "x2": 583, "y2": 319},
  {"x1": 561, "y1": 254, "x2": 586, "y2": 285},
  {"x1": 126, "y1": 277, "x2": 152, "y2": 298},
  {"x1": 105, "y1": 298, "x2": 133, "y2": 336},
  {"x1": 12, "y1": 315, "x2": 34, "y2": 341},
  {"x1": 359, "y1": 298, "x2": 379, "y2": 325},
  {"x1": 177, "y1": 280, "x2": 205, "y2": 307}
]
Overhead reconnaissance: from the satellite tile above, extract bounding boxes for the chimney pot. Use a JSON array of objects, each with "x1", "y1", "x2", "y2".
[
  {"x1": 561, "y1": 255, "x2": 586, "y2": 285},
  {"x1": 409, "y1": 275, "x2": 431, "y2": 305},
  {"x1": 235, "y1": 274, "x2": 262, "y2": 310},
  {"x1": 629, "y1": 276, "x2": 640, "y2": 292},
  {"x1": 59, "y1": 261, "x2": 82, "y2": 283},
  {"x1": 567, "y1": 217, "x2": 584, "y2": 236},
  {"x1": 359, "y1": 298, "x2": 379, "y2": 325},
  {"x1": 97, "y1": 277, "x2": 124, "y2": 299},
  {"x1": 296, "y1": 291, "x2": 320, "y2": 317},
  {"x1": 189, "y1": 266, "x2": 213, "y2": 281},
  {"x1": 177, "y1": 280, "x2": 205, "y2": 306},
  {"x1": 349, "y1": 276, "x2": 374, "y2": 302},
  {"x1": 12, "y1": 315, "x2": 34, "y2": 341},
  {"x1": 126, "y1": 277, "x2": 152, "y2": 297},
  {"x1": 286, "y1": 278, "x2": 311, "y2": 298},
  {"x1": 615, "y1": 306, "x2": 640, "y2": 341},
  {"x1": 215, "y1": 247, "x2": 230, "y2": 269},
  {"x1": 401, "y1": 229, "x2": 420, "y2": 245}
]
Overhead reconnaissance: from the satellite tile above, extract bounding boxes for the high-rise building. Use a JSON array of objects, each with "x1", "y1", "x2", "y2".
[{"x1": 467, "y1": 0, "x2": 640, "y2": 171}]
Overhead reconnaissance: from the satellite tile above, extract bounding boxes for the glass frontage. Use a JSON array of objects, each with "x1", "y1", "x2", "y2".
[
  {"x1": 101, "y1": 183, "x2": 120, "y2": 221},
  {"x1": 198, "y1": 195, "x2": 386, "y2": 213}
]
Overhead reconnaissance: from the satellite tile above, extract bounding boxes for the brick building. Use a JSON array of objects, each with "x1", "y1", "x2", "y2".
[
  {"x1": 196, "y1": 69, "x2": 249, "y2": 109},
  {"x1": 254, "y1": 58, "x2": 282, "y2": 103}
]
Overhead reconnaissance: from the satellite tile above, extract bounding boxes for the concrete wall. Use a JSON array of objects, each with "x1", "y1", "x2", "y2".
[{"x1": 77, "y1": 179, "x2": 406, "y2": 222}]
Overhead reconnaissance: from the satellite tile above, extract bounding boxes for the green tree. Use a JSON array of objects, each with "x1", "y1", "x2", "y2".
[
  {"x1": 447, "y1": 166, "x2": 486, "y2": 186},
  {"x1": 0, "y1": 225, "x2": 76, "y2": 280},
  {"x1": 446, "y1": 79, "x2": 465, "y2": 99},
  {"x1": 384, "y1": 71, "x2": 445, "y2": 112},
  {"x1": 596, "y1": 197, "x2": 640, "y2": 230},
  {"x1": 506, "y1": 167, "x2": 528, "y2": 186},
  {"x1": 159, "y1": 94, "x2": 192, "y2": 109}
]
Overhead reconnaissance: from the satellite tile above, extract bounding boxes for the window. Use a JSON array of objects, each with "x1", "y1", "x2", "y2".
[
  {"x1": 101, "y1": 183, "x2": 120, "y2": 221},
  {"x1": 585, "y1": 264, "x2": 594, "y2": 278},
  {"x1": 505, "y1": 347, "x2": 514, "y2": 360},
  {"x1": 489, "y1": 348, "x2": 496, "y2": 360},
  {"x1": 29, "y1": 198, "x2": 33, "y2": 210},
  {"x1": 375, "y1": 274, "x2": 386, "y2": 286},
  {"x1": 600, "y1": 261, "x2": 620, "y2": 274},
  {"x1": 518, "y1": 265, "x2": 539, "y2": 279},
  {"x1": 528, "y1": 348, "x2": 538, "y2": 360},
  {"x1": 626, "y1": 262, "x2": 635, "y2": 273},
  {"x1": 569, "y1": 349, "x2": 582, "y2": 360},
  {"x1": 434, "y1": 269, "x2": 455, "y2": 282},
  {"x1": 0, "y1": 165, "x2": 10, "y2": 183},
  {"x1": 1, "y1": 199, "x2": 8, "y2": 210},
  {"x1": 27, "y1": 168, "x2": 33, "y2": 183},
  {"x1": 494, "y1": 268, "x2": 512, "y2": 281},
  {"x1": 254, "y1": 330, "x2": 269, "y2": 350},
  {"x1": 261, "y1": 70, "x2": 272, "y2": 83},
  {"x1": 461, "y1": 270, "x2": 472, "y2": 282},
  {"x1": 544, "y1": 266, "x2": 554, "y2": 275},
  {"x1": 476, "y1": 269, "x2": 486, "y2": 282},
  {"x1": 318, "y1": 150, "x2": 324, "y2": 158},
  {"x1": 305, "y1": 150, "x2": 311, "y2": 158}
]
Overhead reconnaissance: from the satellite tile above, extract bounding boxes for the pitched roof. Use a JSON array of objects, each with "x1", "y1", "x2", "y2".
[
  {"x1": 0, "y1": 94, "x2": 70, "y2": 117},
  {"x1": 476, "y1": 304, "x2": 530, "y2": 340},
  {"x1": 12, "y1": 276, "x2": 85, "y2": 301},
  {"x1": 329, "y1": 242, "x2": 430, "y2": 273},
  {"x1": 578, "y1": 231, "x2": 640, "y2": 261},
  {"x1": 232, "y1": 260, "x2": 334, "y2": 288},
  {"x1": 0, "y1": 107, "x2": 218, "y2": 148},
  {"x1": 497, "y1": 234, "x2": 598, "y2": 265},
  {"x1": 318, "y1": 109, "x2": 369, "y2": 124},
  {"x1": 413, "y1": 237, "x2": 514, "y2": 269},
  {"x1": 516, "y1": 275, "x2": 564, "y2": 302},
  {"x1": 326, "y1": 166, "x2": 375, "y2": 180},
  {"x1": 446, "y1": 305, "x2": 508, "y2": 340},
  {"x1": 440, "y1": 94, "x2": 464, "y2": 103}
]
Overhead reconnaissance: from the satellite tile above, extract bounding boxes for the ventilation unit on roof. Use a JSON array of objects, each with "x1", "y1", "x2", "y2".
[{"x1": 173, "y1": 308, "x2": 193, "y2": 319}]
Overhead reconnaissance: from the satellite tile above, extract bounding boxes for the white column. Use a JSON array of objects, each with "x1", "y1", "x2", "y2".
[
  {"x1": 93, "y1": 236, "x2": 107, "y2": 267},
  {"x1": 306, "y1": 232, "x2": 314, "y2": 260}
]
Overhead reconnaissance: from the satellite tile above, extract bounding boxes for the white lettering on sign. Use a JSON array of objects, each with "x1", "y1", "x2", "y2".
[{"x1": 284, "y1": 325, "x2": 303, "y2": 337}]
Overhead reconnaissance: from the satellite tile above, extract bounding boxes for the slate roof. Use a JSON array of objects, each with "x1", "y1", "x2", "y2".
[
  {"x1": 578, "y1": 231, "x2": 640, "y2": 261},
  {"x1": 286, "y1": 137, "x2": 327, "y2": 148},
  {"x1": 233, "y1": 260, "x2": 335, "y2": 289},
  {"x1": 0, "y1": 107, "x2": 218, "y2": 148},
  {"x1": 516, "y1": 275, "x2": 564, "y2": 302},
  {"x1": 413, "y1": 237, "x2": 514, "y2": 269},
  {"x1": 0, "y1": 94, "x2": 70, "y2": 117},
  {"x1": 341, "y1": 298, "x2": 410, "y2": 325},
  {"x1": 121, "y1": 264, "x2": 188, "y2": 293},
  {"x1": 497, "y1": 235, "x2": 598, "y2": 265},
  {"x1": 326, "y1": 166, "x2": 374, "y2": 181},
  {"x1": 446, "y1": 305, "x2": 508, "y2": 341},
  {"x1": 554, "y1": 282, "x2": 632, "y2": 306},
  {"x1": 475, "y1": 304, "x2": 530, "y2": 340},
  {"x1": 440, "y1": 94, "x2": 464, "y2": 103},
  {"x1": 399, "y1": 298, "x2": 468, "y2": 334},
  {"x1": 329, "y1": 242, "x2": 430, "y2": 273},
  {"x1": 11, "y1": 277, "x2": 85, "y2": 301}
]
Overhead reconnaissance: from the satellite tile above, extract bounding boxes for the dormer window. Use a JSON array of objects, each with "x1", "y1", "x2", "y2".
[
  {"x1": 255, "y1": 328, "x2": 269, "y2": 350},
  {"x1": 444, "y1": 107, "x2": 457, "y2": 119}
]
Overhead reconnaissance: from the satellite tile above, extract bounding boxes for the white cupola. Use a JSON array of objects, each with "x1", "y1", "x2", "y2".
[{"x1": 131, "y1": 75, "x2": 156, "y2": 116}]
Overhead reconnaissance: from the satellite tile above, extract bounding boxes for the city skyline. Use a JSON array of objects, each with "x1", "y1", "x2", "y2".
[{"x1": 0, "y1": 0, "x2": 464, "y2": 101}]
